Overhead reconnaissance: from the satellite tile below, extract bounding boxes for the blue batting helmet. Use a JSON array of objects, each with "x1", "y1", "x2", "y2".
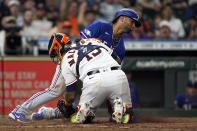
[{"x1": 112, "y1": 8, "x2": 141, "y2": 27}]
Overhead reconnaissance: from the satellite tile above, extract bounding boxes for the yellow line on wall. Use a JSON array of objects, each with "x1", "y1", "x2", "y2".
[{"x1": 0, "y1": 57, "x2": 51, "y2": 61}]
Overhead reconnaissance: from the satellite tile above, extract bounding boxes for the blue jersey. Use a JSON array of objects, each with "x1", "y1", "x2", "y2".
[
  {"x1": 80, "y1": 21, "x2": 125, "y2": 62},
  {"x1": 174, "y1": 93, "x2": 197, "y2": 110}
]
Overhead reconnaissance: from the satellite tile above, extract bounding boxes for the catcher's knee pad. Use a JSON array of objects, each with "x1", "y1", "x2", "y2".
[
  {"x1": 57, "y1": 99, "x2": 76, "y2": 118},
  {"x1": 122, "y1": 107, "x2": 134, "y2": 124}
]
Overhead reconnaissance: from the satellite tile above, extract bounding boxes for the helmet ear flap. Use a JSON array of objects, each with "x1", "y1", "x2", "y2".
[
  {"x1": 50, "y1": 49, "x2": 57, "y2": 58},
  {"x1": 48, "y1": 33, "x2": 71, "y2": 64}
]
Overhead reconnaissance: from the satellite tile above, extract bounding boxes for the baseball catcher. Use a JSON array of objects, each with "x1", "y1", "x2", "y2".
[{"x1": 46, "y1": 33, "x2": 133, "y2": 123}]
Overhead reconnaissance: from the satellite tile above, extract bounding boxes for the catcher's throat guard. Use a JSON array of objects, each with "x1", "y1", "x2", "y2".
[{"x1": 48, "y1": 33, "x2": 71, "y2": 64}]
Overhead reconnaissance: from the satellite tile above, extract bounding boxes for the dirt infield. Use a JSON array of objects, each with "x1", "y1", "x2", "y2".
[{"x1": 1, "y1": 115, "x2": 197, "y2": 131}]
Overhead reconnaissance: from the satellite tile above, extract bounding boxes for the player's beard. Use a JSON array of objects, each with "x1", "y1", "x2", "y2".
[{"x1": 124, "y1": 27, "x2": 132, "y2": 33}]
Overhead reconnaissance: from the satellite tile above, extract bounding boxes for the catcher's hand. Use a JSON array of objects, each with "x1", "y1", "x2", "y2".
[{"x1": 57, "y1": 99, "x2": 76, "y2": 118}]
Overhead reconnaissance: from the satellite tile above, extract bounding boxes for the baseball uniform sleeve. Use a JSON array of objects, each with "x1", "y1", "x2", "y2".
[
  {"x1": 61, "y1": 61, "x2": 77, "y2": 89},
  {"x1": 80, "y1": 21, "x2": 101, "y2": 38}
]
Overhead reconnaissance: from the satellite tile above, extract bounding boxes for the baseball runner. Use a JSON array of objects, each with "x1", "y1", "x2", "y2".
[
  {"x1": 48, "y1": 33, "x2": 132, "y2": 123},
  {"x1": 8, "y1": 8, "x2": 141, "y2": 122}
]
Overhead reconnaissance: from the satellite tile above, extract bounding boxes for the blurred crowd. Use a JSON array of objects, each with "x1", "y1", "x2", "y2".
[{"x1": 0, "y1": 0, "x2": 197, "y2": 56}]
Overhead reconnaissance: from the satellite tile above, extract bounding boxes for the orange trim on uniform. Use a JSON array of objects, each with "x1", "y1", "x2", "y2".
[
  {"x1": 109, "y1": 49, "x2": 113, "y2": 55},
  {"x1": 93, "y1": 38, "x2": 102, "y2": 43},
  {"x1": 77, "y1": 105, "x2": 81, "y2": 111},
  {"x1": 66, "y1": 79, "x2": 77, "y2": 86}
]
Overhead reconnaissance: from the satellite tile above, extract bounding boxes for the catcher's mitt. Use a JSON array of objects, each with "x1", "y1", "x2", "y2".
[{"x1": 57, "y1": 99, "x2": 76, "y2": 118}]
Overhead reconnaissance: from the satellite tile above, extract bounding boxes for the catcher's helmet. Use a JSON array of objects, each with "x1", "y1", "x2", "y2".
[
  {"x1": 112, "y1": 8, "x2": 141, "y2": 27},
  {"x1": 48, "y1": 33, "x2": 71, "y2": 64}
]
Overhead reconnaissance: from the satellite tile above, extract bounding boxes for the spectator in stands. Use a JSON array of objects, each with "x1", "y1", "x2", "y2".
[
  {"x1": 153, "y1": 15, "x2": 162, "y2": 38},
  {"x1": 77, "y1": 1, "x2": 89, "y2": 30},
  {"x1": 133, "y1": 7, "x2": 154, "y2": 39},
  {"x1": 0, "y1": 0, "x2": 11, "y2": 30},
  {"x1": 1, "y1": 16, "x2": 16, "y2": 29},
  {"x1": 175, "y1": 80, "x2": 197, "y2": 110},
  {"x1": 123, "y1": 27, "x2": 148, "y2": 40},
  {"x1": 99, "y1": 0, "x2": 123, "y2": 21},
  {"x1": 137, "y1": 0, "x2": 161, "y2": 20},
  {"x1": 35, "y1": 3, "x2": 46, "y2": 20},
  {"x1": 48, "y1": 20, "x2": 73, "y2": 39},
  {"x1": 8, "y1": 0, "x2": 23, "y2": 26},
  {"x1": 84, "y1": 10, "x2": 96, "y2": 26},
  {"x1": 88, "y1": 0, "x2": 102, "y2": 16},
  {"x1": 155, "y1": 20, "x2": 173, "y2": 40},
  {"x1": 161, "y1": 0, "x2": 188, "y2": 21},
  {"x1": 32, "y1": 3, "x2": 52, "y2": 39},
  {"x1": 60, "y1": 0, "x2": 95, "y2": 38},
  {"x1": 60, "y1": 21, "x2": 72, "y2": 37},
  {"x1": 161, "y1": 4, "x2": 185, "y2": 39},
  {"x1": 184, "y1": 0, "x2": 197, "y2": 38},
  {"x1": 78, "y1": 10, "x2": 96, "y2": 31},
  {"x1": 22, "y1": 0, "x2": 36, "y2": 13},
  {"x1": 45, "y1": 0, "x2": 59, "y2": 27},
  {"x1": 188, "y1": 25, "x2": 197, "y2": 40},
  {"x1": 20, "y1": 9, "x2": 37, "y2": 54},
  {"x1": 119, "y1": 0, "x2": 133, "y2": 8},
  {"x1": 21, "y1": 10, "x2": 35, "y2": 38},
  {"x1": 0, "y1": 16, "x2": 16, "y2": 55},
  {"x1": 185, "y1": 0, "x2": 197, "y2": 22},
  {"x1": 184, "y1": 19, "x2": 196, "y2": 39},
  {"x1": 67, "y1": 1, "x2": 80, "y2": 38},
  {"x1": 0, "y1": 15, "x2": 22, "y2": 55}
]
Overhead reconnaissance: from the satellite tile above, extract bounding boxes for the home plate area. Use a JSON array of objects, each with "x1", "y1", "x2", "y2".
[{"x1": 1, "y1": 116, "x2": 197, "y2": 131}]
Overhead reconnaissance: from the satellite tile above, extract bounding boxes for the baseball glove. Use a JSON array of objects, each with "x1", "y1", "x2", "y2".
[{"x1": 57, "y1": 99, "x2": 76, "y2": 118}]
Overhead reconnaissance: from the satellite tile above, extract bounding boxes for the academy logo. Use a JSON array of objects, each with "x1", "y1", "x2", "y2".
[{"x1": 85, "y1": 29, "x2": 91, "y2": 37}]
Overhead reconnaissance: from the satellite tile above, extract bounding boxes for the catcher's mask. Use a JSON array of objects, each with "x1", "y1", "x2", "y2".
[{"x1": 48, "y1": 33, "x2": 71, "y2": 64}]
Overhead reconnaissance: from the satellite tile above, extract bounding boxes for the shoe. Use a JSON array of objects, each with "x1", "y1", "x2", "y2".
[
  {"x1": 112, "y1": 97, "x2": 123, "y2": 123},
  {"x1": 31, "y1": 107, "x2": 46, "y2": 120},
  {"x1": 84, "y1": 111, "x2": 95, "y2": 123},
  {"x1": 76, "y1": 102, "x2": 91, "y2": 123},
  {"x1": 8, "y1": 112, "x2": 29, "y2": 122},
  {"x1": 71, "y1": 112, "x2": 95, "y2": 124}
]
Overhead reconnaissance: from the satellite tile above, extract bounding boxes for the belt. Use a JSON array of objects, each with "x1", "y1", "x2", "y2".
[{"x1": 87, "y1": 66, "x2": 120, "y2": 76}]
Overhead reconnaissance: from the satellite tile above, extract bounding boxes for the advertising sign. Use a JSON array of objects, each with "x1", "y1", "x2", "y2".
[{"x1": 0, "y1": 61, "x2": 59, "y2": 114}]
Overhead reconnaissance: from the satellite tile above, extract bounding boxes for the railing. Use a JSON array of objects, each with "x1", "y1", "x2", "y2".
[{"x1": 124, "y1": 40, "x2": 197, "y2": 51}]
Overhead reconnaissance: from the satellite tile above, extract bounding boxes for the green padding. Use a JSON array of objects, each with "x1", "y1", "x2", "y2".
[
  {"x1": 0, "y1": 57, "x2": 51, "y2": 61},
  {"x1": 122, "y1": 57, "x2": 197, "y2": 70},
  {"x1": 134, "y1": 108, "x2": 197, "y2": 117}
]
